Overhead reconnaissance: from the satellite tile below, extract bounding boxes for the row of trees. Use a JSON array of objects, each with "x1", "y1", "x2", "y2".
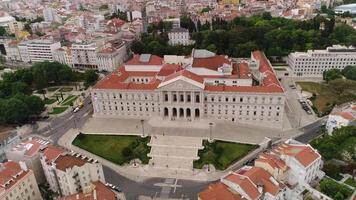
[
  {"x1": 131, "y1": 13, "x2": 356, "y2": 58},
  {"x1": 323, "y1": 65, "x2": 356, "y2": 82}
]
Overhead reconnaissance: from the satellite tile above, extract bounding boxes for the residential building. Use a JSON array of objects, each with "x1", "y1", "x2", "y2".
[
  {"x1": 96, "y1": 42, "x2": 128, "y2": 72},
  {"x1": 199, "y1": 139, "x2": 324, "y2": 200},
  {"x1": 5, "y1": 40, "x2": 21, "y2": 61},
  {"x1": 41, "y1": 151, "x2": 105, "y2": 196},
  {"x1": 287, "y1": 45, "x2": 356, "y2": 77},
  {"x1": 43, "y1": 7, "x2": 61, "y2": 23},
  {"x1": 0, "y1": 13, "x2": 23, "y2": 34},
  {"x1": 0, "y1": 161, "x2": 43, "y2": 200},
  {"x1": 5, "y1": 137, "x2": 50, "y2": 184},
  {"x1": 326, "y1": 104, "x2": 356, "y2": 134},
  {"x1": 53, "y1": 46, "x2": 73, "y2": 67},
  {"x1": 18, "y1": 39, "x2": 62, "y2": 63},
  {"x1": 71, "y1": 42, "x2": 98, "y2": 69},
  {"x1": 58, "y1": 181, "x2": 126, "y2": 200},
  {"x1": 334, "y1": 3, "x2": 356, "y2": 14},
  {"x1": 91, "y1": 50, "x2": 285, "y2": 129},
  {"x1": 0, "y1": 130, "x2": 20, "y2": 162},
  {"x1": 168, "y1": 28, "x2": 194, "y2": 46}
]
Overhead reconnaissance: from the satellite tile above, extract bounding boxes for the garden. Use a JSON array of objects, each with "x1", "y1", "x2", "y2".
[
  {"x1": 193, "y1": 140, "x2": 257, "y2": 170},
  {"x1": 319, "y1": 178, "x2": 353, "y2": 200},
  {"x1": 72, "y1": 134, "x2": 151, "y2": 165}
]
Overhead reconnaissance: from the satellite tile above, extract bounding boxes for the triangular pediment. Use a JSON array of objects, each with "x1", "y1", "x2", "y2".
[{"x1": 157, "y1": 78, "x2": 204, "y2": 91}]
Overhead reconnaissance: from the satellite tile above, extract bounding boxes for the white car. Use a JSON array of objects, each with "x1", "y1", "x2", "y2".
[{"x1": 73, "y1": 107, "x2": 80, "y2": 113}]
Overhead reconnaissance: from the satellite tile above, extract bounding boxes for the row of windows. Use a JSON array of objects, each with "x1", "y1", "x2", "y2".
[
  {"x1": 205, "y1": 109, "x2": 280, "y2": 117},
  {"x1": 295, "y1": 57, "x2": 356, "y2": 61}
]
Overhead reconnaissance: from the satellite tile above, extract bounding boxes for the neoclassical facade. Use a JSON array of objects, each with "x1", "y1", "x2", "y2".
[{"x1": 91, "y1": 50, "x2": 285, "y2": 128}]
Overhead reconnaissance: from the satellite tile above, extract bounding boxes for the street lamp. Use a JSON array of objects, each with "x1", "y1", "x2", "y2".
[
  {"x1": 140, "y1": 119, "x2": 145, "y2": 137},
  {"x1": 208, "y1": 122, "x2": 214, "y2": 142}
]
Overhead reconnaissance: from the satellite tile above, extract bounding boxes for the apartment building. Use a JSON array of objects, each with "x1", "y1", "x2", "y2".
[
  {"x1": 53, "y1": 46, "x2": 73, "y2": 67},
  {"x1": 0, "y1": 130, "x2": 20, "y2": 162},
  {"x1": 91, "y1": 50, "x2": 285, "y2": 129},
  {"x1": 0, "y1": 161, "x2": 43, "y2": 200},
  {"x1": 0, "y1": 14, "x2": 23, "y2": 34},
  {"x1": 41, "y1": 150, "x2": 105, "y2": 196},
  {"x1": 287, "y1": 45, "x2": 356, "y2": 77},
  {"x1": 17, "y1": 39, "x2": 61, "y2": 63},
  {"x1": 96, "y1": 42, "x2": 128, "y2": 72},
  {"x1": 5, "y1": 40, "x2": 21, "y2": 61},
  {"x1": 58, "y1": 181, "x2": 126, "y2": 200},
  {"x1": 5, "y1": 137, "x2": 50, "y2": 184},
  {"x1": 199, "y1": 139, "x2": 324, "y2": 200},
  {"x1": 168, "y1": 28, "x2": 194, "y2": 46},
  {"x1": 71, "y1": 42, "x2": 98, "y2": 69}
]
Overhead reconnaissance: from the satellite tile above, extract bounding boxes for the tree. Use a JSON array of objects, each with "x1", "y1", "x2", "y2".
[
  {"x1": 342, "y1": 65, "x2": 356, "y2": 80},
  {"x1": 323, "y1": 69, "x2": 342, "y2": 82},
  {"x1": 0, "y1": 98, "x2": 29, "y2": 124},
  {"x1": 24, "y1": 95, "x2": 45, "y2": 115},
  {"x1": 11, "y1": 82, "x2": 31, "y2": 95},
  {"x1": 84, "y1": 70, "x2": 99, "y2": 87}
]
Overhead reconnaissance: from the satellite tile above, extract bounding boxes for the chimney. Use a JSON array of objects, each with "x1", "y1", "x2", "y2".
[{"x1": 19, "y1": 161, "x2": 28, "y2": 171}]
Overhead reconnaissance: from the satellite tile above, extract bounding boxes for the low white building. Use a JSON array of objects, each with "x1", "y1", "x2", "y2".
[
  {"x1": 287, "y1": 45, "x2": 356, "y2": 77},
  {"x1": 326, "y1": 104, "x2": 356, "y2": 134},
  {"x1": 40, "y1": 148, "x2": 105, "y2": 196},
  {"x1": 96, "y1": 42, "x2": 128, "y2": 72},
  {"x1": 0, "y1": 161, "x2": 43, "y2": 200},
  {"x1": 168, "y1": 28, "x2": 194, "y2": 46},
  {"x1": 71, "y1": 42, "x2": 98, "y2": 69},
  {"x1": 5, "y1": 40, "x2": 21, "y2": 61}
]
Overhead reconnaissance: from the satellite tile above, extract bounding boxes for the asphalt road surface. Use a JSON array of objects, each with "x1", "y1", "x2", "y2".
[{"x1": 103, "y1": 166, "x2": 210, "y2": 200}]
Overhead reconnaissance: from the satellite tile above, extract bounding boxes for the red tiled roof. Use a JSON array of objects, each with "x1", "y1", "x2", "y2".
[
  {"x1": 204, "y1": 85, "x2": 283, "y2": 93},
  {"x1": 157, "y1": 64, "x2": 183, "y2": 76},
  {"x1": 255, "y1": 153, "x2": 288, "y2": 171},
  {"x1": 236, "y1": 63, "x2": 250, "y2": 79},
  {"x1": 58, "y1": 181, "x2": 116, "y2": 200},
  {"x1": 54, "y1": 155, "x2": 87, "y2": 171},
  {"x1": 224, "y1": 173, "x2": 261, "y2": 200},
  {"x1": 0, "y1": 161, "x2": 30, "y2": 190},
  {"x1": 162, "y1": 70, "x2": 204, "y2": 84},
  {"x1": 42, "y1": 145, "x2": 64, "y2": 164},
  {"x1": 126, "y1": 54, "x2": 163, "y2": 65},
  {"x1": 192, "y1": 55, "x2": 231, "y2": 70},
  {"x1": 272, "y1": 144, "x2": 320, "y2": 167},
  {"x1": 199, "y1": 182, "x2": 244, "y2": 200},
  {"x1": 334, "y1": 111, "x2": 355, "y2": 120}
]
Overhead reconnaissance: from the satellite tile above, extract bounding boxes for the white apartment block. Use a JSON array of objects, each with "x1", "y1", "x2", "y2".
[
  {"x1": 96, "y1": 42, "x2": 128, "y2": 72},
  {"x1": 43, "y1": 7, "x2": 61, "y2": 23},
  {"x1": 5, "y1": 137, "x2": 50, "y2": 184},
  {"x1": 71, "y1": 42, "x2": 98, "y2": 69},
  {"x1": 91, "y1": 50, "x2": 285, "y2": 129},
  {"x1": 168, "y1": 28, "x2": 194, "y2": 46},
  {"x1": 5, "y1": 41, "x2": 21, "y2": 61},
  {"x1": 0, "y1": 161, "x2": 43, "y2": 200},
  {"x1": 287, "y1": 45, "x2": 356, "y2": 77},
  {"x1": 53, "y1": 46, "x2": 73, "y2": 67},
  {"x1": 18, "y1": 39, "x2": 61, "y2": 63},
  {"x1": 0, "y1": 14, "x2": 23, "y2": 34},
  {"x1": 326, "y1": 104, "x2": 356, "y2": 134},
  {"x1": 199, "y1": 139, "x2": 324, "y2": 200},
  {"x1": 40, "y1": 148, "x2": 105, "y2": 196}
]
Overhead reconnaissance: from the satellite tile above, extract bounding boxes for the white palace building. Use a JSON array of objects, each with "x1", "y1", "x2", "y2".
[{"x1": 91, "y1": 50, "x2": 285, "y2": 129}]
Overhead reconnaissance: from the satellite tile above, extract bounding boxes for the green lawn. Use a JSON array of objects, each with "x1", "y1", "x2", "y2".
[
  {"x1": 72, "y1": 134, "x2": 151, "y2": 165},
  {"x1": 44, "y1": 98, "x2": 56, "y2": 105},
  {"x1": 61, "y1": 95, "x2": 77, "y2": 106},
  {"x1": 49, "y1": 107, "x2": 68, "y2": 114},
  {"x1": 345, "y1": 178, "x2": 356, "y2": 188},
  {"x1": 194, "y1": 140, "x2": 257, "y2": 170},
  {"x1": 296, "y1": 81, "x2": 356, "y2": 115}
]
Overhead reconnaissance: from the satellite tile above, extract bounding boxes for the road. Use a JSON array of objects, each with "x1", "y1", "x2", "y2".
[
  {"x1": 294, "y1": 117, "x2": 327, "y2": 143},
  {"x1": 103, "y1": 166, "x2": 210, "y2": 200}
]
